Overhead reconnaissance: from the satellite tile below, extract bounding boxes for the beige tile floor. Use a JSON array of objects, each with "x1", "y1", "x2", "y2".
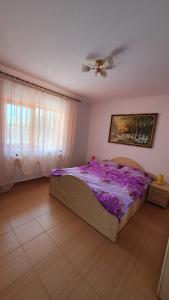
[{"x1": 0, "y1": 180, "x2": 168, "y2": 300}]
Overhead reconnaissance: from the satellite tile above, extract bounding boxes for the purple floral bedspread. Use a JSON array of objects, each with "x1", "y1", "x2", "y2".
[{"x1": 51, "y1": 161, "x2": 152, "y2": 222}]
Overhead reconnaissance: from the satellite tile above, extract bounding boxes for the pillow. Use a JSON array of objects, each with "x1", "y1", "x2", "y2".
[
  {"x1": 119, "y1": 165, "x2": 148, "y2": 177},
  {"x1": 101, "y1": 160, "x2": 119, "y2": 168},
  {"x1": 88, "y1": 160, "x2": 119, "y2": 169}
]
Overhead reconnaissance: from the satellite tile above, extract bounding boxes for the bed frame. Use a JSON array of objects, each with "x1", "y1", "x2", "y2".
[{"x1": 49, "y1": 157, "x2": 147, "y2": 242}]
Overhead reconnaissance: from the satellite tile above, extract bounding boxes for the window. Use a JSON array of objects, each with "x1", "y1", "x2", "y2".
[
  {"x1": 5, "y1": 102, "x2": 63, "y2": 157},
  {"x1": 0, "y1": 77, "x2": 77, "y2": 181},
  {"x1": 6, "y1": 103, "x2": 31, "y2": 149}
]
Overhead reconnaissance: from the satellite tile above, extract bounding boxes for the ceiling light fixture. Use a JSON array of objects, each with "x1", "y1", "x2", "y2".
[{"x1": 82, "y1": 56, "x2": 113, "y2": 78}]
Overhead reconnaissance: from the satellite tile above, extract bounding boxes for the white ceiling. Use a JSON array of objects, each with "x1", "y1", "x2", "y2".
[{"x1": 0, "y1": 0, "x2": 169, "y2": 102}]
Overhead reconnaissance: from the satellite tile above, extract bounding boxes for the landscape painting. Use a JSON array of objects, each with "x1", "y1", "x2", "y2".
[{"x1": 108, "y1": 113, "x2": 158, "y2": 148}]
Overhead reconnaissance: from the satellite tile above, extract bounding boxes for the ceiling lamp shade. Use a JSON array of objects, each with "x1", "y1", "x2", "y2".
[
  {"x1": 106, "y1": 56, "x2": 113, "y2": 65},
  {"x1": 82, "y1": 56, "x2": 113, "y2": 77},
  {"x1": 100, "y1": 70, "x2": 107, "y2": 78},
  {"x1": 82, "y1": 64, "x2": 90, "y2": 72},
  {"x1": 104, "y1": 56, "x2": 113, "y2": 69}
]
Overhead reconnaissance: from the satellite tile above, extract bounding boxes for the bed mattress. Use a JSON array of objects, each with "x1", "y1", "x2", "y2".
[{"x1": 51, "y1": 161, "x2": 152, "y2": 222}]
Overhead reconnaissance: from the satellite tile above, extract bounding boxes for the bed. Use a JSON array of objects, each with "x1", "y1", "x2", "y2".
[{"x1": 49, "y1": 157, "x2": 152, "y2": 242}]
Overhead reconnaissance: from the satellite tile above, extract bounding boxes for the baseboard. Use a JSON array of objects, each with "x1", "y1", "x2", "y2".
[{"x1": 14, "y1": 176, "x2": 50, "y2": 187}]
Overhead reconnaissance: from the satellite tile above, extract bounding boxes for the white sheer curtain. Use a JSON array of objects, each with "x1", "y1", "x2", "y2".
[{"x1": 0, "y1": 78, "x2": 78, "y2": 192}]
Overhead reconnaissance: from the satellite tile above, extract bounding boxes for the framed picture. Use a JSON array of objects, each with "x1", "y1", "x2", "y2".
[{"x1": 108, "y1": 113, "x2": 158, "y2": 148}]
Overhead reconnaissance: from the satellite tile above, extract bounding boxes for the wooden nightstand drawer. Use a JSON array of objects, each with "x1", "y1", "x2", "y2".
[
  {"x1": 147, "y1": 183, "x2": 169, "y2": 208},
  {"x1": 149, "y1": 186, "x2": 169, "y2": 199}
]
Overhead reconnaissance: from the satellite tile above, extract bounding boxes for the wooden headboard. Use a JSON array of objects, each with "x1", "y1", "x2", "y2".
[{"x1": 111, "y1": 157, "x2": 145, "y2": 171}]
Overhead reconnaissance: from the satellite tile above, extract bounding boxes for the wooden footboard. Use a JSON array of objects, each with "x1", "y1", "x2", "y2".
[
  {"x1": 119, "y1": 196, "x2": 145, "y2": 231},
  {"x1": 50, "y1": 175, "x2": 119, "y2": 242},
  {"x1": 49, "y1": 157, "x2": 148, "y2": 242}
]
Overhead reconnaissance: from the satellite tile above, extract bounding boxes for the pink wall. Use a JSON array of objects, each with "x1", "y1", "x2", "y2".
[
  {"x1": 72, "y1": 101, "x2": 91, "y2": 166},
  {"x1": 87, "y1": 95, "x2": 169, "y2": 181}
]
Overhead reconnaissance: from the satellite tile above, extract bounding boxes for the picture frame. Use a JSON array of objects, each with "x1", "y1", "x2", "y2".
[{"x1": 108, "y1": 113, "x2": 158, "y2": 148}]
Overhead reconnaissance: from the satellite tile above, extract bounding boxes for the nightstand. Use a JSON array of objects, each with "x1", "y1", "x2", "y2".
[{"x1": 147, "y1": 181, "x2": 169, "y2": 208}]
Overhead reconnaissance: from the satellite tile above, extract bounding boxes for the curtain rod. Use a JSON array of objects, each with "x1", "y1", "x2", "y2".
[{"x1": 0, "y1": 70, "x2": 81, "y2": 103}]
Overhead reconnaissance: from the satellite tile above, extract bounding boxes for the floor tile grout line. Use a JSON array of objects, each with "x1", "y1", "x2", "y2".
[
  {"x1": 0, "y1": 209, "x2": 17, "y2": 234},
  {"x1": 0, "y1": 206, "x2": 73, "y2": 236},
  {"x1": 0, "y1": 195, "x2": 56, "y2": 220},
  {"x1": 25, "y1": 200, "x2": 66, "y2": 220},
  {"x1": 8, "y1": 218, "x2": 35, "y2": 231},
  {"x1": 0, "y1": 244, "x2": 21, "y2": 260},
  {"x1": 1, "y1": 208, "x2": 31, "y2": 220},
  {"x1": 1, "y1": 182, "x2": 169, "y2": 298},
  {"x1": 0, "y1": 229, "x2": 11, "y2": 237},
  {"x1": 45, "y1": 228, "x2": 102, "y2": 299},
  {"x1": 40, "y1": 228, "x2": 102, "y2": 299},
  {"x1": 0, "y1": 206, "x2": 73, "y2": 258},
  {"x1": 7, "y1": 212, "x2": 101, "y2": 299},
  {"x1": 32, "y1": 204, "x2": 73, "y2": 220},
  {"x1": 0, "y1": 223, "x2": 100, "y2": 299},
  {"x1": 20, "y1": 243, "x2": 52, "y2": 299},
  {"x1": 6, "y1": 214, "x2": 36, "y2": 231},
  {"x1": 0, "y1": 195, "x2": 32, "y2": 217},
  {"x1": 2, "y1": 206, "x2": 52, "y2": 298},
  {"x1": 8, "y1": 219, "x2": 47, "y2": 252},
  {"x1": 0, "y1": 219, "x2": 13, "y2": 236},
  {"x1": 0, "y1": 219, "x2": 23, "y2": 261},
  {"x1": 0, "y1": 193, "x2": 68, "y2": 226},
  {"x1": 35, "y1": 213, "x2": 75, "y2": 232},
  {"x1": 13, "y1": 229, "x2": 46, "y2": 247},
  {"x1": 0, "y1": 267, "x2": 36, "y2": 297},
  {"x1": 1, "y1": 185, "x2": 122, "y2": 298},
  {"x1": 0, "y1": 248, "x2": 52, "y2": 299},
  {"x1": 29, "y1": 206, "x2": 58, "y2": 219},
  {"x1": 0, "y1": 208, "x2": 39, "y2": 293}
]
